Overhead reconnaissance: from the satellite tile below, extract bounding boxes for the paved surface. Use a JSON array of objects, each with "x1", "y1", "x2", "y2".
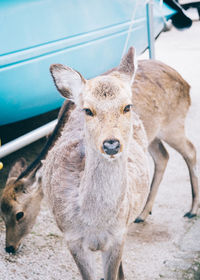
[
  {"x1": 137, "y1": 17, "x2": 200, "y2": 279},
  {"x1": 0, "y1": 19, "x2": 200, "y2": 280}
]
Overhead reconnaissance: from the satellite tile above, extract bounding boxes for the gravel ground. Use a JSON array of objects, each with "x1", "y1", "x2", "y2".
[{"x1": 0, "y1": 19, "x2": 200, "y2": 280}]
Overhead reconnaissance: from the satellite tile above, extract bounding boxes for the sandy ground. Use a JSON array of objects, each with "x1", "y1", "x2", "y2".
[{"x1": 0, "y1": 17, "x2": 200, "y2": 280}]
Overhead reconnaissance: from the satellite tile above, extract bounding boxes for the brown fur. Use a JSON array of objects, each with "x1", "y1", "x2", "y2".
[
  {"x1": 1, "y1": 164, "x2": 43, "y2": 250},
  {"x1": 0, "y1": 101, "x2": 75, "y2": 252}
]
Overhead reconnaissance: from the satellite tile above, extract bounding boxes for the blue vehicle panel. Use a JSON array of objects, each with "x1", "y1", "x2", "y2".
[{"x1": 0, "y1": 0, "x2": 175, "y2": 125}]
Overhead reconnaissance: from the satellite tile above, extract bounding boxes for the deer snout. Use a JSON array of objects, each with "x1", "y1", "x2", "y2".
[
  {"x1": 103, "y1": 139, "x2": 121, "y2": 155},
  {"x1": 5, "y1": 245, "x2": 16, "y2": 254}
]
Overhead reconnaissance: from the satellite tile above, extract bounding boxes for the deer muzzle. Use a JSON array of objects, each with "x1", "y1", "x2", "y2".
[
  {"x1": 5, "y1": 245, "x2": 16, "y2": 254},
  {"x1": 102, "y1": 139, "x2": 121, "y2": 155}
]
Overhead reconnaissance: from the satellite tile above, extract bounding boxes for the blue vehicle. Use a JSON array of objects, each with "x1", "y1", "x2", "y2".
[{"x1": 0, "y1": 0, "x2": 174, "y2": 126}]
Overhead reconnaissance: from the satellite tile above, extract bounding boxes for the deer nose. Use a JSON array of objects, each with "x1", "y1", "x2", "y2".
[
  {"x1": 5, "y1": 246, "x2": 16, "y2": 254},
  {"x1": 103, "y1": 139, "x2": 121, "y2": 155}
]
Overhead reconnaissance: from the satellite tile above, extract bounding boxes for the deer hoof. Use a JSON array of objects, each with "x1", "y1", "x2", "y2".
[
  {"x1": 134, "y1": 217, "x2": 144, "y2": 223},
  {"x1": 184, "y1": 212, "x2": 197, "y2": 219}
]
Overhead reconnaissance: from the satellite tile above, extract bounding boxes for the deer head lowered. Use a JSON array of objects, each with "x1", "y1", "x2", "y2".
[
  {"x1": 0, "y1": 100, "x2": 74, "y2": 253},
  {"x1": 0, "y1": 159, "x2": 43, "y2": 253}
]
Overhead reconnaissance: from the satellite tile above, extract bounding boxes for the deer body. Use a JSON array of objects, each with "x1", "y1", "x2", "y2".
[
  {"x1": 42, "y1": 105, "x2": 149, "y2": 279},
  {"x1": 40, "y1": 48, "x2": 150, "y2": 279},
  {"x1": 42, "y1": 53, "x2": 199, "y2": 278},
  {"x1": 132, "y1": 60, "x2": 198, "y2": 221},
  {"x1": 132, "y1": 59, "x2": 190, "y2": 142},
  {"x1": 42, "y1": 106, "x2": 149, "y2": 241}
]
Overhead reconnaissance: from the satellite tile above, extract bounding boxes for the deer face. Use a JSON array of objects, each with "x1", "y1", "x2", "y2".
[
  {"x1": 81, "y1": 75, "x2": 133, "y2": 158},
  {"x1": 0, "y1": 159, "x2": 43, "y2": 254},
  {"x1": 50, "y1": 47, "x2": 136, "y2": 159}
]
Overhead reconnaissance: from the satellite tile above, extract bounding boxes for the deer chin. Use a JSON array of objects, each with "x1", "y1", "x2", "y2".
[{"x1": 101, "y1": 152, "x2": 122, "y2": 161}]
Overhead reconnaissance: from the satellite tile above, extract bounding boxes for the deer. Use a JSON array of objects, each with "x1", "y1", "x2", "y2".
[
  {"x1": 0, "y1": 46, "x2": 198, "y2": 270},
  {"x1": 0, "y1": 159, "x2": 43, "y2": 253},
  {"x1": 41, "y1": 46, "x2": 150, "y2": 280},
  {"x1": 1, "y1": 47, "x2": 151, "y2": 280},
  {"x1": 0, "y1": 100, "x2": 75, "y2": 253}
]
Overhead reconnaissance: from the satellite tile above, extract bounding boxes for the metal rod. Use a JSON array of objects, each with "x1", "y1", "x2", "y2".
[
  {"x1": 0, "y1": 119, "x2": 57, "y2": 159},
  {"x1": 146, "y1": 0, "x2": 155, "y2": 59}
]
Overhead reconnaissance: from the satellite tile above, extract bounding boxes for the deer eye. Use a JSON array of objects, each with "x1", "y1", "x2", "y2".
[
  {"x1": 83, "y1": 108, "x2": 94, "y2": 117},
  {"x1": 16, "y1": 212, "x2": 24, "y2": 221},
  {"x1": 123, "y1": 104, "x2": 133, "y2": 113}
]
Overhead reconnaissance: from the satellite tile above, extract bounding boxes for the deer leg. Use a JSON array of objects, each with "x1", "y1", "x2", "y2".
[
  {"x1": 102, "y1": 242, "x2": 124, "y2": 280},
  {"x1": 100, "y1": 262, "x2": 124, "y2": 280},
  {"x1": 164, "y1": 136, "x2": 199, "y2": 218},
  {"x1": 68, "y1": 241, "x2": 96, "y2": 280},
  {"x1": 117, "y1": 262, "x2": 125, "y2": 280},
  {"x1": 100, "y1": 261, "x2": 124, "y2": 280},
  {"x1": 135, "y1": 138, "x2": 169, "y2": 223}
]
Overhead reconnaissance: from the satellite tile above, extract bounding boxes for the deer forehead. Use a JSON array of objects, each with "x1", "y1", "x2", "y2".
[
  {"x1": 83, "y1": 75, "x2": 132, "y2": 109},
  {"x1": 85, "y1": 75, "x2": 131, "y2": 99}
]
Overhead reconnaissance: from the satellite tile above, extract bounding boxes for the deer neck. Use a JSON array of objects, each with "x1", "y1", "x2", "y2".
[{"x1": 79, "y1": 145, "x2": 128, "y2": 219}]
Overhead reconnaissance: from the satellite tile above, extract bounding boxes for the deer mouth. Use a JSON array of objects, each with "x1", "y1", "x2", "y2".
[
  {"x1": 102, "y1": 151, "x2": 122, "y2": 161},
  {"x1": 5, "y1": 242, "x2": 22, "y2": 254},
  {"x1": 5, "y1": 245, "x2": 17, "y2": 254}
]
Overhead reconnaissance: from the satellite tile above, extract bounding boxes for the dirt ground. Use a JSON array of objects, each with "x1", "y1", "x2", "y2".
[{"x1": 0, "y1": 18, "x2": 200, "y2": 280}]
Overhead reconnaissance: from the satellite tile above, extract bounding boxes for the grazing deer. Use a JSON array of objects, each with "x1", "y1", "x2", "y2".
[
  {"x1": 0, "y1": 100, "x2": 75, "y2": 253},
  {"x1": 0, "y1": 159, "x2": 43, "y2": 254}
]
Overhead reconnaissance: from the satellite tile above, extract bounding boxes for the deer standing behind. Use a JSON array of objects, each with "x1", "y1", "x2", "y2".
[{"x1": 0, "y1": 47, "x2": 198, "y2": 278}]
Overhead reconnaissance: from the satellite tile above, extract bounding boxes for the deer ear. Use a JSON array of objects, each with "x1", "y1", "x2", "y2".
[
  {"x1": 7, "y1": 158, "x2": 27, "y2": 180},
  {"x1": 50, "y1": 64, "x2": 86, "y2": 104},
  {"x1": 14, "y1": 167, "x2": 42, "y2": 196},
  {"x1": 117, "y1": 47, "x2": 137, "y2": 84}
]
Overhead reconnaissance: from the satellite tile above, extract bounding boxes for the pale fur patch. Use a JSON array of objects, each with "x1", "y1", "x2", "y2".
[{"x1": 101, "y1": 152, "x2": 123, "y2": 162}]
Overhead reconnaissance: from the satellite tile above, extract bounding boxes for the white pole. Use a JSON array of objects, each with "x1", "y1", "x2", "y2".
[
  {"x1": 0, "y1": 119, "x2": 57, "y2": 159},
  {"x1": 146, "y1": 0, "x2": 155, "y2": 59}
]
